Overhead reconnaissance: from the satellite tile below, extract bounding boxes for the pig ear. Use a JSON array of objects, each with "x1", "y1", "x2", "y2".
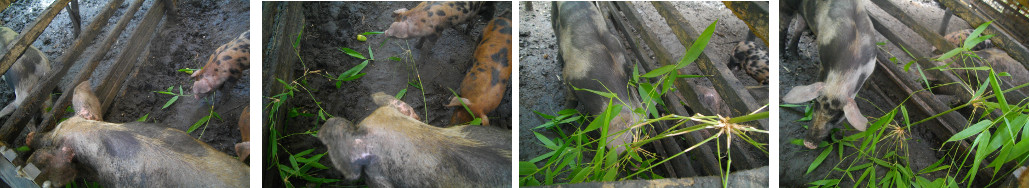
[
  {"x1": 445, "y1": 97, "x2": 472, "y2": 107},
  {"x1": 844, "y1": 98, "x2": 867, "y2": 131},
  {"x1": 371, "y1": 92, "x2": 397, "y2": 107},
  {"x1": 60, "y1": 146, "x2": 75, "y2": 163},
  {"x1": 782, "y1": 82, "x2": 824, "y2": 103}
]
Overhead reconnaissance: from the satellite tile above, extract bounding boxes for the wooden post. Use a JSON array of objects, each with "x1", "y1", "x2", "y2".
[
  {"x1": 0, "y1": 0, "x2": 71, "y2": 76},
  {"x1": 262, "y1": 2, "x2": 304, "y2": 186},
  {"x1": 95, "y1": 0, "x2": 166, "y2": 114}
]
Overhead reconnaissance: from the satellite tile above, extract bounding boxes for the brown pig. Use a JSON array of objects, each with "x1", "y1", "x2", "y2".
[
  {"x1": 235, "y1": 105, "x2": 249, "y2": 161},
  {"x1": 26, "y1": 117, "x2": 249, "y2": 187},
  {"x1": 0, "y1": 26, "x2": 52, "y2": 120},
  {"x1": 384, "y1": 2, "x2": 492, "y2": 49},
  {"x1": 319, "y1": 92, "x2": 511, "y2": 187},
  {"x1": 71, "y1": 81, "x2": 102, "y2": 121},
  {"x1": 446, "y1": 15, "x2": 512, "y2": 126},
  {"x1": 191, "y1": 31, "x2": 250, "y2": 98}
]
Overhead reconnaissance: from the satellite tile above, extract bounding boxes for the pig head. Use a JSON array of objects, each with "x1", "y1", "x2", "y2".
[
  {"x1": 191, "y1": 31, "x2": 250, "y2": 98},
  {"x1": 782, "y1": 0, "x2": 876, "y2": 149}
]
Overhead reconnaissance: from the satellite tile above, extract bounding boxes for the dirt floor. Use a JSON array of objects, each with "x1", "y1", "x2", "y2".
[
  {"x1": 519, "y1": 1, "x2": 768, "y2": 181},
  {"x1": 263, "y1": 1, "x2": 512, "y2": 186},
  {"x1": 0, "y1": 0, "x2": 249, "y2": 165},
  {"x1": 777, "y1": 0, "x2": 1007, "y2": 186}
]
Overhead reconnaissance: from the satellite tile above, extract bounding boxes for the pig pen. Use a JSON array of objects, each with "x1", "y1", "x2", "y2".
[
  {"x1": 262, "y1": 2, "x2": 512, "y2": 187},
  {"x1": 0, "y1": 0, "x2": 249, "y2": 186},
  {"x1": 779, "y1": 0, "x2": 1029, "y2": 187},
  {"x1": 519, "y1": 1, "x2": 769, "y2": 183}
]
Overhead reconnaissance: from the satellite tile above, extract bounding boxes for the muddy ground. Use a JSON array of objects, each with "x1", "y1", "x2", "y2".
[
  {"x1": 519, "y1": 1, "x2": 769, "y2": 180},
  {"x1": 0, "y1": 0, "x2": 249, "y2": 164},
  {"x1": 263, "y1": 1, "x2": 512, "y2": 186},
  {"x1": 778, "y1": 0, "x2": 1015, "y2": 186}
]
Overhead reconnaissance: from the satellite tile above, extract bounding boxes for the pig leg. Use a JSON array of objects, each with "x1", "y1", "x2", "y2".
[
  {"x1": 787, "y1": 17, "x2": 808, "y2": 58},
  {"x1": 417, "y1": 33, "x2": 440, "y2": 51}
]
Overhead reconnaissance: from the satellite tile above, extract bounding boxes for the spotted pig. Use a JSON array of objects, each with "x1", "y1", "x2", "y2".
[
  {"x1": 0, "y1": 26, "x2": 52, "y2": 120},
  {"x1": 384, "y1": 1, "x2": 492, "y2": 50},
  {"x1": 728, "y1": 40, "x2": 769, "y2": 84},
  {"x1": 191, "y1": 31, "x2": 250, "y2": 98},
  {"x1": 782, "y1": 0, "x2": 877, "y2": 149},
  {"x1": 447, "y1": 15, "x2": 511, "y2": 126},
  {"x1": 319, "y1": 92, "x2": 511, "y2": 187},
  {"x1": 944, "y1": 29, "x2": 994, "y2": 51}
]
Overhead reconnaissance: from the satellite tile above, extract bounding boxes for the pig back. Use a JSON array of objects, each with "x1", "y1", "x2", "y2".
[
  {"x1": 552, "y1": 1, "x2": 639, "y2": 114},
  {"x1": 50, "y1": 117, "x2": 249, "y2": 187},
  {"x1": 356, "y1": 105, "x2": 511, "y2": 187}
]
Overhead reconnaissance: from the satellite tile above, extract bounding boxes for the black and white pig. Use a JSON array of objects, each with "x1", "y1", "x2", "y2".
[
  {"x1": 782, "y1": 0, "x2": 877, "y2": 149},
  {"x1": 318, "y1": 92, "x2": 511, "y2": 187},
  {"x1": 0, "y1": 26, "x2": 52, "y2": 120},
  {"x1": 552, "y1": 1, "x2": 643, "y2": 155}
]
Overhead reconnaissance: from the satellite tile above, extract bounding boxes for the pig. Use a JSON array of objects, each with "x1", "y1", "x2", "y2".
[
  {"x1": 446, "y1": 15, "x2": 512, "y2": 126},
  {"x1": 318, "y1": 92, "x2": 511, "y2": 187},
  {"x1": 781, "y1": 0, "x2": 877, "y2": 149},
  {"x1": 552, "y1": 1, "x2": 643, "y2": 155},
  {"x1": 943, "y1": 29, "x2": 994, "y2": 51},
  {"x1": 236, "y1": 105, "x2": 249, "y2": 161},
  {"x1": 728, "y1": 40, "x2": 769, "y2": 84},
  {"x1": 191, "y1": 31, "x2": 250, "y2": 98},
  {"x1": 383, "y1": 1, "x2": 492, "y2": 50},
  {"x1": 0, "y1": 26, "x2": 52, "y2": 120},
  {"x1": 71, "y1": 80, "x2": 102, "y2": 121},
  {"x1": 26, "y1": 117, "x2": 249, "y2": 187}
]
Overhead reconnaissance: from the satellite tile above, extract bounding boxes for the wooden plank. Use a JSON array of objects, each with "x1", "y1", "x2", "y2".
[
  {"x1": 0, "y1": 0, "x2": 71, "y2": 76},
  {"x1": 39, "y1": 0, "x2": 143, "y2": 133},
  {"x1": 722, "y1": 1, "x2": 769, "y2": 46},
  {"x1": 95, "y1": 0, "x2": 165, "y2": 114},
  {"x1": 68, "y1": 0, "x2": 81, "y2": 38},
  {"x1": 619, "y1": 1, "x2": 761, "y2": 173},
  {"x1": 651, "y1": 2, "x2": 767, "y2": 128},
  {"x1": 601, "y1": 1, "x2": 694, "y2": 178},
  {"x1": 0, "y1": 0, "x2": 117, "y2": 143},
  {"x1": 870, "y1": 0, "x2": 957, "y2": 54},
  {"x1": 970, "y1": 0, "x2": 1029, "y2": 45},
  {"x1": 263, "y1": 1, "x2": 302, "y2": 149},
  {"x1": 939, "y1": 0, "x2": 1029, "y2": 69}
]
